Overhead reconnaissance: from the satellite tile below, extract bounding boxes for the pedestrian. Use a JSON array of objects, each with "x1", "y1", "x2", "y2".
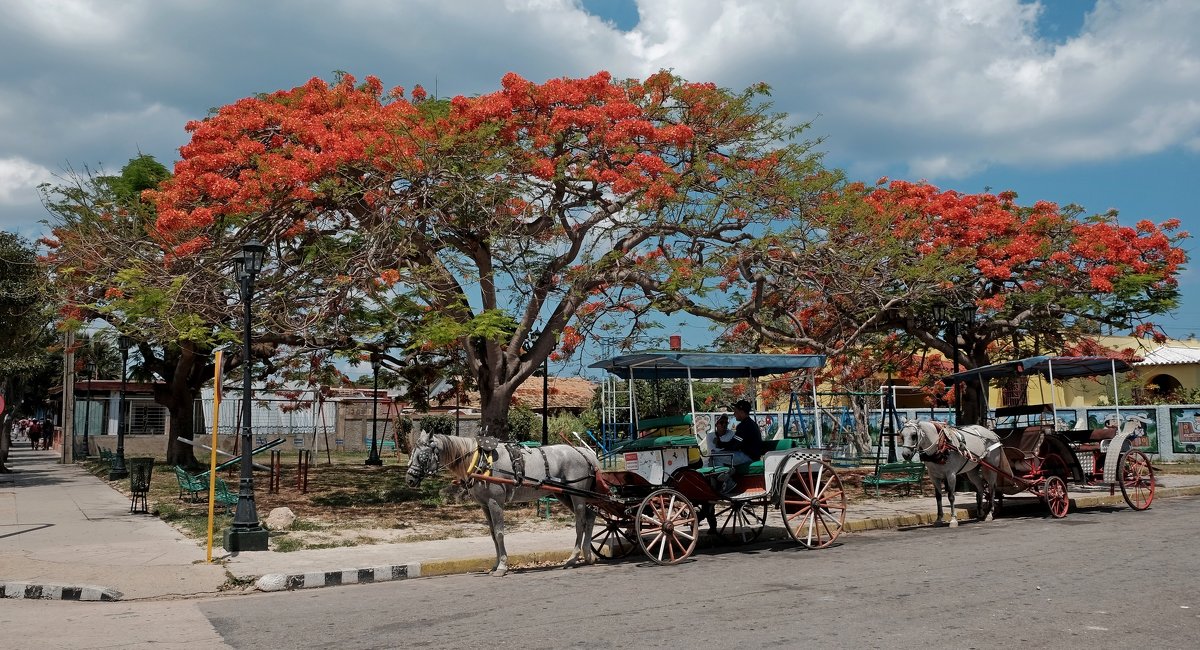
[
  {"x1": 42, "y1": 418, "x2": 54, "y2": 450},
  {"x1": 28, "y1": 419, "x2": 41, "y2": 450}
]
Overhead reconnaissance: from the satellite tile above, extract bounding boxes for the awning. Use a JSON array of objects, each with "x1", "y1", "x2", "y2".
[
  {"x1": 942, "y1": 355, "x2": 1136, "y2": 383},
  {"x1": 590, "y1": 351, "x2": 826, "y2": 380}
]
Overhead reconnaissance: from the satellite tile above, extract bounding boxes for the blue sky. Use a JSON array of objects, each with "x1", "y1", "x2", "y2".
[{"x1": 1, "y1": 0, "x2": 1197, "y2": 372}]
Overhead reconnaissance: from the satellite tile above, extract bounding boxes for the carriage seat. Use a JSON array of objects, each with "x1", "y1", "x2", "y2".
[
  {"x1": 1003, "y1": 426, "x2": 1045, "y2": 475},
  {"x1": 1089, "y1": 427, "x2": 1117, "y2": 441},
  {"x1": 733, "y1": 439, "x2": 802, "y2": 476}
]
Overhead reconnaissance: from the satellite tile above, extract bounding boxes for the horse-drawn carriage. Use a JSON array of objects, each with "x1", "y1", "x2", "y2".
[
  {"x1": 584, "y1": 352, "x2": 848, "y2": 564},
  {"x1": 933, "y1": 355, "x2": 1157, "y2": 518},
  {"x1": 405, "y1": 351, "x2": 849, "y2": 574}
]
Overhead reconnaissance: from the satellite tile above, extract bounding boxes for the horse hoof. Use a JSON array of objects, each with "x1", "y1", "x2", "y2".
[
  {"x1": 949, "y1": 520, "x2": 959, "y2": 528},
  {"x1": 491, "y1": 568, "x2": 508, "y2": 577}
]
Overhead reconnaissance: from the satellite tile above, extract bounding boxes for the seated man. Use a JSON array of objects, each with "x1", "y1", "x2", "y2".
[{"x1": 717, "y1": 399, "x2": 765, "y2": 466}]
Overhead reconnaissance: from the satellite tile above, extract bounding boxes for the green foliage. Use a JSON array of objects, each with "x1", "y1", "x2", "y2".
[
  {"x1": 0, "y1": 231, "x2": 53, "y2": 378},
  {"x1": 506, "y1": 405, "x2": 536, "y2": 442},
  {"x1": 418, "y1": 414, "x2": 454, "y2": 437},
  {"x1": 548, "y1": 412, "x2": 585, "y2": 442}
]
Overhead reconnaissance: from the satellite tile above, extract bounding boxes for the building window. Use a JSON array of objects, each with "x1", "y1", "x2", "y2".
[
  {"x1": 1001, "y1": 377, "x2": 1029, "y2": 406},
  {"x1": 128, "y1": 401, "x2": 168, "y2": 435}
]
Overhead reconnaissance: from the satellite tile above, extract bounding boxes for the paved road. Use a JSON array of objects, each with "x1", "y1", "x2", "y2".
[
  {"x1": 201, "y1": 499, "x2": 1200, "y2": 649},
  {"x1": 6, "y1": 498, "x2": 1198, "y2": 649}
]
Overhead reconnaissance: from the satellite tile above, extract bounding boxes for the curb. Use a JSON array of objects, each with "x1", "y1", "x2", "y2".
[
  {"x1": 1, "y1": 581, "x2": 122, "y2": 601},
  {"x1": 255, "y1": 563, "x2": 421, "y2": 592},
  {"x1": 249, "y1": 484, "x2": 1200, "y2": 593}
]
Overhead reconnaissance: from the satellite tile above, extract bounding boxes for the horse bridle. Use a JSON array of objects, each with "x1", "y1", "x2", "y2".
[{"x1": 407, "y1": 436, "x2": 443, "y2": 482}]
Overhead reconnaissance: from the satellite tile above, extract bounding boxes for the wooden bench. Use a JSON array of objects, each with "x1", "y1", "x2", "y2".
[{"x1": 862, "y1": 462, "x2": 926, "y2": 496}]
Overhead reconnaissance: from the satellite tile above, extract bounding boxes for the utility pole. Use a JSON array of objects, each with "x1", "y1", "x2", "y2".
[{"x1": 61, "y1": 329, "x2": 76, "y2": 464}]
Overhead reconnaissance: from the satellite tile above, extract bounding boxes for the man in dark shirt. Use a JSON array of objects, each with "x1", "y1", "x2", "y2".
[{"x1": 718, "y1": 399, "x2": 764, "y2": 464}]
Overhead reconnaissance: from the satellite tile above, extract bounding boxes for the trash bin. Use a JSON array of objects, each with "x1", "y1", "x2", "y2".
[{"x1": 128, "y1": 457, "x2": 155, "y2": 514}]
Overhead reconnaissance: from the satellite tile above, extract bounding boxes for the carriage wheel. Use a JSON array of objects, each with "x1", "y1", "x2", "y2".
[
  {"x1": 1119, "y1": 450, "x2": 1155, "y2": 511},
  {"x1": 589, "y1": 505, "x2": 636, "y2": 559},
  {"x1": 780, "y1": 460, "x2": 847, "y2": 549},
  {"x1": 712, "y1": 498, "x2": 769, "y2": 545},
  {"x1": 634, "y1": 489, "x2": 698, "y2": 565},
  {"x1": 1044, "y1": 476, "x2": 1069, "y2": 518}
]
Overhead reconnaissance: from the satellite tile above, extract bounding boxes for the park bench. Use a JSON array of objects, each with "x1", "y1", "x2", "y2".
[
  {"x1": 173, "y1": 466, "x2": 207, "y2": 502},
  {"x1": 862, "y1": 461, "x2": 926, "y2": 497},
  {"x1": 213, "y1": 477, "x2": 238, "y2": 513}
]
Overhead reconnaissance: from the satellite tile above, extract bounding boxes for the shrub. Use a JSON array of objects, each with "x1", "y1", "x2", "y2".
[{"x1": 419, "y1": 414, "x2": 454, "y2": 437}]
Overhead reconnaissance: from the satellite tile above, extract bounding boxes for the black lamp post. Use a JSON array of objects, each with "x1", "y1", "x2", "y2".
[
  {"x1": 109, "y1": 335, "x2": 132, "y2": 479},
  {"x1": 82, "y1": 359, "x2": 95, "y2": 459},
  {"x1": 224, "y1": 239, "x2": 269, "y2": 552},
  {"x1": 524, "y1": 329, "x2": 550, "y2": 445},
  {"x1": 933, "y1": 302, "x2": 977, "y2": 424},
  {"x1": 541, "y1": 356, "x2": 549, "y2": 446},
  {"x1": 365, "y1": 352, "x2": 383, "y2": 466}
]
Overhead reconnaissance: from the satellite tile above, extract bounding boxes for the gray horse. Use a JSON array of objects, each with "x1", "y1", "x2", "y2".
[
  {"x1": 898, "y1": 419, "x2": 1003, "y2": 527},
  {"x1": 405, "y1": 432, "x2": 599, "y2": 576}
]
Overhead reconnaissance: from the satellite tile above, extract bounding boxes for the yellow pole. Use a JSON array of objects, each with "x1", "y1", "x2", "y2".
[{"x1": 206, "y1": 350, "x2": 224, "y2": 563}]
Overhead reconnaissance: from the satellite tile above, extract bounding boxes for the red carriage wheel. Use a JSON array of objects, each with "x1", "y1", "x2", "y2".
[
  {"x1": 589, "y1": 505, "x2": 636, "y2": 559},
  {"x1": 634, "y1": 489, "x2": 698, "y2": 565},
  {"x1": 779, "y1": 460, "x2": 847, "y2": 549},
  {"x1": 712, "y1": 498, "x2": 769, "y2": 545},
  {"x1": 1044, "y1": 475, "x2": 1069, "y2": 518},
  {"x1": 1118, "y1": 450, "x2": 1155, "y2": 511}
]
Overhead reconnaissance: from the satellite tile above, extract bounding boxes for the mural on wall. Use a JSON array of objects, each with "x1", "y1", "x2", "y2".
[
  {"x1": 1168, "y1": 408, "x2": 1200, "y2": 454},
  {"x1": 1087, "y1": 408, "x2": 1158, "y2": 453}
]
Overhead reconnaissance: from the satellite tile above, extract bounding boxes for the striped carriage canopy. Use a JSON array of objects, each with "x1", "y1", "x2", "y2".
[
  {"x1": 942, "y1": 355, "x2": 1136, "y2": 383},
  {"x1": 590, "y1": 351, "x2": 826, "y2": 380}
]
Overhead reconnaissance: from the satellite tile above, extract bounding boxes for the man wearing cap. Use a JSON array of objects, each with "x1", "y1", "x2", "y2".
[{"x1": 716, "y1": 399, "x2": 764, "y2": 466}]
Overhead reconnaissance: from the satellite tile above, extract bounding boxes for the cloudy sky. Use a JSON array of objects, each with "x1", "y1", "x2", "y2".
[{"x1": 3, "y1": 0, "x2": 1198, "y2": 339}]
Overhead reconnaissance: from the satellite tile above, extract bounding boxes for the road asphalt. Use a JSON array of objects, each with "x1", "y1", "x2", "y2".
[{"x1": 3, "y1": 444, "x2": 1199, "y2": 601}]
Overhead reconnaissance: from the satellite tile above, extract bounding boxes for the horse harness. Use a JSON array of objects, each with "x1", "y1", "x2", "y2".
[{"x1": 466, "y1": 437, "x2": 594, "y2": 490}]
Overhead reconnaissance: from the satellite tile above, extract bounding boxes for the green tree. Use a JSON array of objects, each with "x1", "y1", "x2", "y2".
[{"x1": 0, "y1": 231, "x2": 54, "y2": 471}]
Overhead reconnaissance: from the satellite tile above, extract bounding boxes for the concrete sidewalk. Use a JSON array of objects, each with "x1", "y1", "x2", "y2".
[{"x1": 4, "y1": 445, "x2": 1199, "y2": 601}]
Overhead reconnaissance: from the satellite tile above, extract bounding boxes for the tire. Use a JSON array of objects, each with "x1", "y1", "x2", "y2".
[
  {"x1": 634, "y1": 489, "x2": 699, "y2": 565},
  {"x1": 1118, "y1": 450, "x2": 1155, "y2": 511},
  {"x1": 779, "y1": 460, "x2": 847, "y2": 549}
]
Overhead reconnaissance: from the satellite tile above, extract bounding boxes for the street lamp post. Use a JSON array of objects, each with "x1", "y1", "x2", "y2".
[
  {"x1": 109, "y1": 335, "x2": 132, "y2": 479},
  {"x1": 365, "y1": 353, "x2": 383, "y2": 466},
  {"x1": 82, "y1": 360, "x2": 95, "y2": 459},
  {"x1": 541, "y1": 355, "x2": 549, "y2": 446},
  {"x1": 934, "y1": 302, "x2": 977, "y2": 424},
  {"x1": 224, "y1": 239, "x2": 269, "y2": 552}
]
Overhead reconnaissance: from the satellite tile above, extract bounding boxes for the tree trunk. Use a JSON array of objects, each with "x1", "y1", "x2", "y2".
[
  {"x1": 960, "y1": 381, "x2": 986, "y2": 427},
  {"x1": 164, "y1": 394, "x2": 200, "y2": 468},
  {"x1": 478, "y1": 386, "x2": 512, "y2": 440}
]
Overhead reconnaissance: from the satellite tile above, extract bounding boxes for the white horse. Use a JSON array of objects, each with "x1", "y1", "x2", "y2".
[
  {"x1": 405, "y1": 432, "x2": 599, "y2": 576},
  {"x1": 898, "y1": 419, "x2": 1004, "y2": 527}
]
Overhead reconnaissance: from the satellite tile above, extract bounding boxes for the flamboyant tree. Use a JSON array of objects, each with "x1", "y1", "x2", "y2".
[
  {"x1": 150, "y1": 71, "x2": 837, "y2": 437},
  {"x1": 720, "y1": 179, "x2": 1188, "y2": 425}
]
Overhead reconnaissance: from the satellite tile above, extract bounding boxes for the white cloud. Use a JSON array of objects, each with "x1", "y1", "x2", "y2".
[
  {"x1": 0, "y1": 0, "x2": 1196, "y2": 203},
  {"x1": 0, "y1": 157, "x2": 52, "y2": 204}
]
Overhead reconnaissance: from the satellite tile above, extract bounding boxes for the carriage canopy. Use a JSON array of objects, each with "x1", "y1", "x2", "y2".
[
  {"x1": 941, "y1": 355, "x2": 1135, "y2": 383},
  {"x1": 590, "y1": 351, "x2": 827, "y2": 380}
]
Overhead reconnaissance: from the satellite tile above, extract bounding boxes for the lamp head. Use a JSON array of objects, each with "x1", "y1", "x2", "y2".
[
  {"x1": 84, "y1": 360, "x2": 96, "y2": 377},
  {"x1": 242, "y1": 239, "x2": 267, "y2": 275},
  {"x1": 118, "y1": 334, "x2": 133, "y2": 353},
  {"x1": 371, "y1": 352, "x2": 381, "y2": 372},
  {"x1": 931, "y1": 302, "x2": 948, "y2": 324}
]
